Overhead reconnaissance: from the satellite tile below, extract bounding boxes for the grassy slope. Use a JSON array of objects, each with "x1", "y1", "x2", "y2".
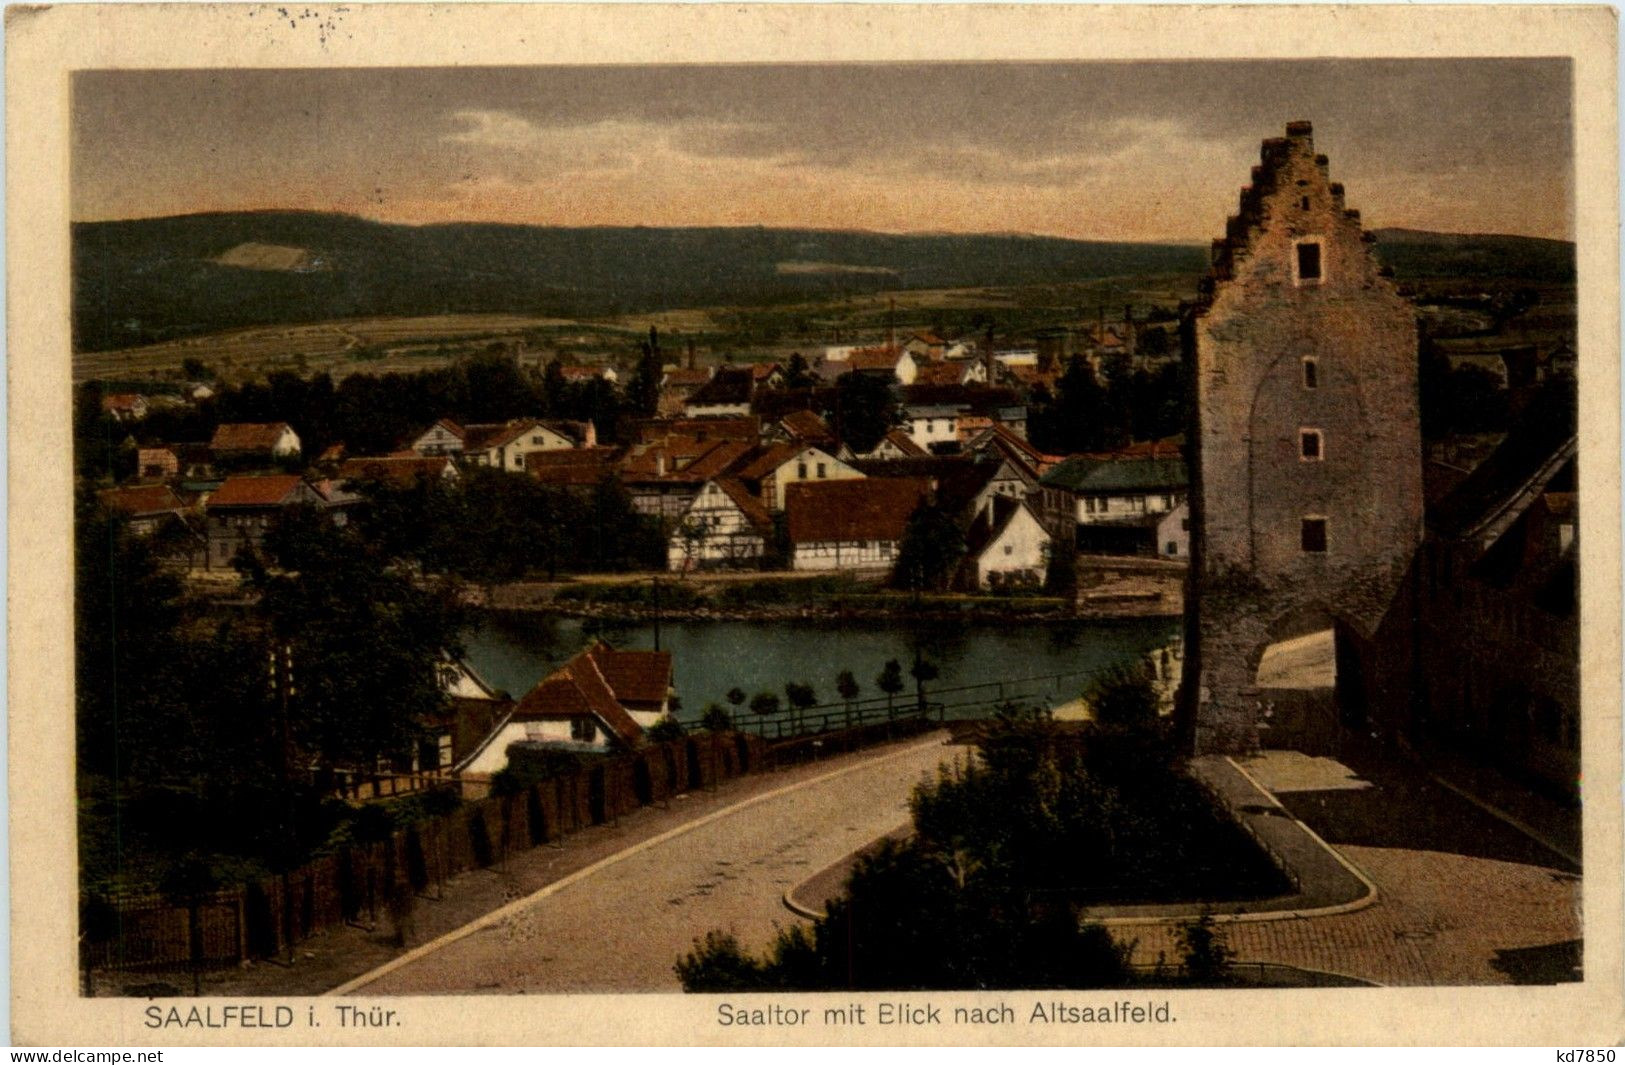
[{"x1": 74, "y1": 211, "x2": 1209, "y2": 352}]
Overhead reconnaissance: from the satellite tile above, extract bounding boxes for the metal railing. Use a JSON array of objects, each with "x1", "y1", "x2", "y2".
[{"x1": 722, "y1": 665, "x2": 1124, "y2": 741}]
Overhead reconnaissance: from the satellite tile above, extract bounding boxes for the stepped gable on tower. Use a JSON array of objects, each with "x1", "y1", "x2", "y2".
[{"x1": 1180, "y1": 121, "x2": 1423, "y2": 756}]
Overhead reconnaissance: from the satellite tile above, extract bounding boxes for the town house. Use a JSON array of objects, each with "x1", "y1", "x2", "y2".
[
  {"x1": 667, "y1": 477, "x2": 775, "y2": 571},
  {"x1": 459, "y1": 643, "x2": 674, "y2": 772},
  {"x1": 735, "y1": 443, "x2": 864, "y2": 512},
  {"x1": 203, "y1": 473, "x2": 328, "y2": 568},
  {"x1": 785, "y1": 477, "x2": 930, "y2": 572}
]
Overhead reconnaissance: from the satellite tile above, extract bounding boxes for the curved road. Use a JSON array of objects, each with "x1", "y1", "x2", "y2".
[{"x1": 342, "y1": 733, "x2": 959, "y2": 994}]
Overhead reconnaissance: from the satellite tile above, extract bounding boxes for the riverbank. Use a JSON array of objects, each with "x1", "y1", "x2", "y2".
[{"x1": 477, "y1": 567, "x2": 1182, "y2": 623}]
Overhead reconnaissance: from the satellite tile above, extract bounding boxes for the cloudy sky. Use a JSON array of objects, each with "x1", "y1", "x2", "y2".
[{"x1": 72, "y1": 60, "x2": 1572, "y2": 243}]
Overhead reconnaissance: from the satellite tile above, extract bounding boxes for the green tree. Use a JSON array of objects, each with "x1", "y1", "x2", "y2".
[
  {"x1": 1086, "y1": 663, "x2": 1160, "y2": 731},
  {"x1": 876, "y1": 660, "x2": 905, "y2": 710},
  {"x1": 909, "y1": 658, "x2": 939, "y2": 714},
  {"x1": 627, "y1": 326, "x2": 664, "y2": 417},
  {"x1": 785, "y1": 682, "x2": 818, "y2": 731},
  {"x1": 646, "y1": 717, "x2": 685, "y2": 743},
  {"x1": 749, "y1": 691, "x2": 781, "y2": 717},
  {"x1": 252, "y1": 505, "x2": 465, "y2": 777},
  {"x1": 892, "y1": 501, "x2": 966, "y2": 592},
  {"x1": 783, "y1": 352, "x2": 817, "y2": 390},
  {"x1": 833, "y1": 372, "x2": 903, "y2": 454},
  {"x1": 726, "y1": 687, "x2": 747, "y2": 711},
  {"x1": 1043, "y1": 535, "x2": 1079, "y2": 602},
  {"x1": 700, "y1": 704, "x2": 734, "y2": 732}
]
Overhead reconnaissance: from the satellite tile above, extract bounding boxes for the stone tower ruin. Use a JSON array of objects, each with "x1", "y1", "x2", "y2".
[{"x1": 1181, "y1": 121, "x2": 1423, "y2": 755}]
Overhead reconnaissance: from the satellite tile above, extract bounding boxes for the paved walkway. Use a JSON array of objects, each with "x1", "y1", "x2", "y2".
[
  {"x1": 102, "y1": 733, "x2": 954, "y2": 998},
  {"x1": 340, "y1": 732, "x2": 960, "y2": 994},
  {"x1": 1122, "y1": 749, "x2": 1581, "y2": 985}
]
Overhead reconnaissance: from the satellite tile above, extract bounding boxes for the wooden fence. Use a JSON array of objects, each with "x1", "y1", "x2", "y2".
[{"x1": 85, "y1": 731, "x2": 768, "y2": 980}]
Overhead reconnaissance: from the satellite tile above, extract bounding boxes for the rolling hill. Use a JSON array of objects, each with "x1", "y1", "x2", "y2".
[{"x1": 71, "y1": 211, "x2": 1573, "y2": 353}]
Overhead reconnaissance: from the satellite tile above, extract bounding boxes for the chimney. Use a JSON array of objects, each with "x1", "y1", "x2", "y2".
[
  {"x1": 687, "y1": 338, "x2": 697, "y2": 371},
  {"x1": 887, "y1": 298, "x2": 897, "y2": 353},
  {"x1": 983, "y1": 325, "x2": 995, "y2": 385}
]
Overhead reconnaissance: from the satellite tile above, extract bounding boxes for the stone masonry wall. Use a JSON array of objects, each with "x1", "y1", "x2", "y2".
[{"x1": 1184, "y1": 122, "x2": 1424, "y2": 754}]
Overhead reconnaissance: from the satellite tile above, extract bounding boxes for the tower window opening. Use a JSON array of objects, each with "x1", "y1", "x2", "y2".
[
  {"x1": 1296, "y1": 241, "x2": 1322, "y2": 282},
  {"x1": 1301, "y1": 196, "x2": 1311, "y2": 210},
  {"x1": 1300, "y1": 429, "x2": 1324, "y2": 461},
  {"x1": 1301, "y1": 517, "x2": 1328, "y2": 553},
  {"x1": 1303, "y1": 357, "x2": 1319, "y2": 389}
]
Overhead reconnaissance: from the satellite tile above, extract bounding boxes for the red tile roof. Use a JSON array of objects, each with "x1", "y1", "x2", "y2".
[
  {"x1": 846, "y1": 347, "x2": 903, "y2": 372},
  {"x1": 587, "y1": 642, "x2": 673, "y2": 707},
  {"x1": 785, "y1": 477, "x2": 930, "y2": 545},
  {"x1": 99, "y1": 484, "x2": 187, "y2": 518},
  {"x1": 683, "y1": 440, "x2": 754, "y2": 482},
  {"x1": 621, "y1": 438, "x2": 751, "y2": 484},
  {"x1": 779, "y1": 409, "x2": 834, "y2": 442},
  {"x1": 211, "y1": 422, "x2": 295, "y2": 454},
  {"x1": 207, "y1": 474, "x2": 308, "y2": 508},
  {"x1": 663, "y1": 367, "x2": 714, "y2": 388},
  {"x1": 512, "y1": 642, "x2": 670, "y2": 747},
  {"x1": 526, "y1": 447, "x2": 623, "y2": 486},
  {"x1": 735, "y1": 443, "x2": 803, "y2": 483},
  {"x1": 636, "y1": 416, "x2": 760, "y2": 444},
  {"x1": 913, "y1": 362, "x2": 967, "y2": 386},
  {"x1": 461, "y1": 420, "x2": 537, "y2": 453},
  {"x1": 870, "y1": 429, "x2": 928, "y2": 457}
]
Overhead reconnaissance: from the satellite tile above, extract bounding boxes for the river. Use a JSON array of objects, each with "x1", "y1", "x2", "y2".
[{"x1": 462, "y1": 613, "x2": 1180, "y2": 725}]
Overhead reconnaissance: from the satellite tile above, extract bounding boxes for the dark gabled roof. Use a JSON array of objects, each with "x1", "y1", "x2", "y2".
[
  {"x1": 749, "y1": 388, "x2": 840, "y2": 424},
  {"x1": 780, "y1": 409, "x2": 835, "y2": 443},
  {"x1": 785, "y1": 478, "x2": 930, "y2": 544},
  {"x1": 863, "y1": 429, "x2": 928, "y2": 458},
  {"x1": 1429, "y1": 382, "x2": 1578, "y2": 541},
  {"x1": 512, "y1": 645, "x2": 656, "y2": 748},
  {"x1": 686, "y1": 367, "x2": 755, "y2": 407},
  {"x1": 525, "y1": 446, "x2": 624, "y2": 486},
  {"x1": 461, "y1": 420, "x2": 543, "y2": 453},
  {"x1": 683, "y1": 440, "x2": 755, "y2": 482},
  {"x1": 1041, "y1": 456, "x2": 1188, "y2": 495},
  {"x1": 735, "y1": 443, "x2": 805, "y2": 483},
  {"x1": 713, "y1": 477, "x2": 775, "y2": 534},
  {"x1": 541, "y1": 420, "x2": 595, "y2": 447},
  {"x1": 850, "y1": 454, "x2": 1002, "y2": 517},
  {"x1": 636, "y1": 415, "x2": 760, "y2": 444},
  {"x1": 99, "y1": 484, "x2": 187, "y2": 519},
  {"x1": 206, "y1": 474, "x2": 310, "y2": 508},
  {"x1": 210, "y1": 422, "x2": 295, "y2": 454},
  {"x1": 963, "y1": 494, "x2": 1030, "y2": 557},
  {"x1": 587, "y1": 642, "x2": 673, "y2": 707}
]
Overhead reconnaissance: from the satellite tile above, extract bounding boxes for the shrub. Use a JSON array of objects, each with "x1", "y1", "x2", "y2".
[
  {"x1": 700, "y1": 704, "x2": 734, "y2": 732},
  {"x1": 646, "y1": 717, "x2": 685, "y2": 743},
  {"x1": 1177, "y1": 912, "x2": 1234, "y2": 985}
]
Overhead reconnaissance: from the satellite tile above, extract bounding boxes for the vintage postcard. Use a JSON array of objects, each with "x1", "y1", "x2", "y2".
[{"x1": 8, "y1": 2, "x2": 1622, "y2": 1048}]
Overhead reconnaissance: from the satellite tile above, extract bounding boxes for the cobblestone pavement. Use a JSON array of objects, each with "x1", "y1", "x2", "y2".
[
  {"x1": 1123, "y1": 749, "x2": 1582, "y2": 986},
  {"x1": 349, "y1": 733, "x2": 964, "y2": 994}
]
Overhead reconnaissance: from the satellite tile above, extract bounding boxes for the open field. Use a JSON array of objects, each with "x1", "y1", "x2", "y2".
[
  {"x1": 73, "y1": 313, "x2": 608, "y2": 385},
  {"x1": 75, "y1": 274, "x2": 1200, "y2": 386}
]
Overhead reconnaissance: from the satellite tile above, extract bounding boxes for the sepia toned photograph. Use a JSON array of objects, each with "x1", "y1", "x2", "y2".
[{"x1": 9, "y1": 3, "x2": 1621, "y2": 1048}]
